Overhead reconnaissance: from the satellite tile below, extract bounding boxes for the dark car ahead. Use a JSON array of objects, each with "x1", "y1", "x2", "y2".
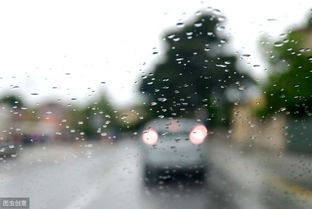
[{"x1": 141, "y1": 118, "x2": 209, "y2": 185}]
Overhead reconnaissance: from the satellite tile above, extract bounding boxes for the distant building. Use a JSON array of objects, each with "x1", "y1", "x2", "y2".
[
  {"x1": 231, "y1": 95, "x2": 286, "y2": 151},
  {"x1": 35, "y1": 102, "x2": 68, "y2": 142}
]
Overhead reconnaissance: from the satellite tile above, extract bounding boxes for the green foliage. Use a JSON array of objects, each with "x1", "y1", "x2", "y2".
[
  {"x1": 0, "y1": 94, "x2": 24, "y2": 109},
  {"x1": 117, "y1": 104, "x2": 152, "y2": 132},
  {"x1": 261, "y1": 16, "x2": 312, "y2": 117},
  {"x1": 69, "y1": 94, "x2": 117, "y2": 139},
  {"x1": 139, "y1": 12, "x2": 253, "y2": 126}
]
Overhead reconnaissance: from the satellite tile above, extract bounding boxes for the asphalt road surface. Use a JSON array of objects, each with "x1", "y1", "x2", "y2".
[{"x1": 1, "y1": 138, "x2": 312, "y2": 209}]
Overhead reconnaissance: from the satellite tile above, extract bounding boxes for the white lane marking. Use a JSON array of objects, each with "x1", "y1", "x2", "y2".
[
  {"x1": 63, "y1": 141, "x2": 138, "y2": 209},
  {"x1": 63, "y1": 183, "x2": 100, "y2": 209},
  {"x1": 62, "y1": 150, "x2": 119, "y2": 209}
]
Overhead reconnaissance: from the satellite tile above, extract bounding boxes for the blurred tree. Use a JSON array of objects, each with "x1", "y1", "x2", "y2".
[
  {"x1": 139, "y1": 12, "x2": 253, "y2": 126},
  {"x1": 0, "y1": 94, "x2": 24, "y2": 109},
  {"x1": 260, "y1": 15, "x2": 312, "y2": 117},
  {"x1": 69, "y1": 94, "x2": 117, "y2": 140},
  {"x1": 117, "y1": 104, "x2": 152, "y2": 132}
]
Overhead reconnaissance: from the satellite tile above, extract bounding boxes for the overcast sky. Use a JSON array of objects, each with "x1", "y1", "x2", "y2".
[{"x1": 0, "y1": 0, "x2": 310, "y2": 108}]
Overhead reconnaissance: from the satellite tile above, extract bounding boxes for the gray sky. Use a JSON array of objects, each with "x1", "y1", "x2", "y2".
[{"x1": 0, "y1": 0, "x2": 310, "y2": 107}]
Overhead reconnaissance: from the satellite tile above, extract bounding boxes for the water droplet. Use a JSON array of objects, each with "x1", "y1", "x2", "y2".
[
  {"x1": 274, "y1": 42, "x2": 283, "y2": 47},
  {"x1": 176, "y1": 22, "x2": 184, "y2": 27},
  {"x1": 194, "y1": 22, "x2": 203, "y2": 27},
  {"x1": 157, "y1": 98, "x2": 167, "y2": 102}
]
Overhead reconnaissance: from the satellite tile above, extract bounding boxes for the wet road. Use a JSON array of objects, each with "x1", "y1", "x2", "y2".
[{"x1": 0, "y1": 139, "x2": 312, "y2": 209}]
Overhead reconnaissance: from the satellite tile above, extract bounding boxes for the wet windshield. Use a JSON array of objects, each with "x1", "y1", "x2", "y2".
[{"x1": 1, "y1": 1, "x2": 312, "y2": 209}]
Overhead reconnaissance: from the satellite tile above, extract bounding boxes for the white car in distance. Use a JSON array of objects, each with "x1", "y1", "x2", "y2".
[{"x1": 141, "y1": 118, "x2": 209, "y2": 186}]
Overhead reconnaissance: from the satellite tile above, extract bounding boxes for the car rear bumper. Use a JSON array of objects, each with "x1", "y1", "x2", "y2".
[
  {"x1": 143, "y1": 163, "x2": 208, "y2": 185},
  {"x1": 144, "y1": 162, "x2": 207, "y2": 173},
  {"x1": 143, "y1": 152, "x2": 207, "y2": 168}
]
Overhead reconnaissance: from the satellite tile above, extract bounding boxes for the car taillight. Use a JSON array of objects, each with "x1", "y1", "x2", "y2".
[
  {"x1": 189, "y1": 124, "x2": 208, "y2": 144},
  {"x1": 142, "y1": 129, "x2": 158, "y2": 145}
]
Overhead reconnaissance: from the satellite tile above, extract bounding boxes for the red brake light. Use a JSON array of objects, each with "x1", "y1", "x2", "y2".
[
  {"x1": 142, "y1": 129, "x2": 158, "y2": 145},
  {"x1": 189, "y1": 124, "x2": 208, "y2": 144}
]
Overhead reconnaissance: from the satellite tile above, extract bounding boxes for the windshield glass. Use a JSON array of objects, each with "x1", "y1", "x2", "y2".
[{"x1": 1, "y1": 1, "x2": 312, "y2": 209}]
